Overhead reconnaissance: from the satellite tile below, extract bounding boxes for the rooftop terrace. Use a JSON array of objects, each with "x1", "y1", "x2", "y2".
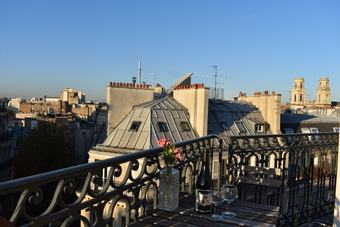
[{"x1": 0, "y1": 132, "x2": 338, "y2": 226}]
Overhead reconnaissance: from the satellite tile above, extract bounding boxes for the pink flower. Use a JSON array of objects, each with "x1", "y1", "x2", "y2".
[
  {"x1": 158, "y1": 138, "x2": 168, "y2": 148},
  {"x1": 173, "y1": 148, "x2": 180, "y2": 154},
  {"x1": 176, "y1": 152, "x2": 183, "y2": 161},
  {"x1": 174, "y1": 148, "x2": 183, "y2": 161}
]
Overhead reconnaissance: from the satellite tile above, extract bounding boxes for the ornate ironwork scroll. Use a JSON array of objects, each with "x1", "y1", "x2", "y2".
[
  {"x1": 0, "y1": 136, "x2": 215, "y2": 226},
  {"x1": 0, "y1": 132, "x2": 338, "y2": 227},
  {"x1": 226, "y1": 132, "x2": 338, "y2": 226}
]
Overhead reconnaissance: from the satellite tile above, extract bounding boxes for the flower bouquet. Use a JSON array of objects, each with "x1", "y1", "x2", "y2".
[
  {"x1": 158, "y1": 138, "x2": 183, "y2": 166},
  {"x1": 158, "y1": 138, "x2": 182, "y2": 211}
]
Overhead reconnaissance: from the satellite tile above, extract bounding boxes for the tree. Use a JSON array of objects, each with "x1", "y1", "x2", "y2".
[{"x1": 14, "y1": 122, "x2": 74, "y2": 178}]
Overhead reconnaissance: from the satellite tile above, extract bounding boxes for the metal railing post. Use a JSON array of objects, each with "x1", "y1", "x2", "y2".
[
  {"x1": 218, "y1": 138, "x2": 223, "y2": 190},
  {"x1": 333, "y1": 131, "x2": 340, "y2": 227}
]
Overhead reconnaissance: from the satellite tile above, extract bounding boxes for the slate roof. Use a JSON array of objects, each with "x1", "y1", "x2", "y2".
[
  {"x1": 281, "y1": 113, "x2": 340, "y2": 133},
  {"x1": 95, "y1": 97, "x2": 197, "y2": 152},
  {"x1": 92, "y1": 97, "x2": 270, "y2": 154},
  {"x1": 281, "y1": 113, "x2": 340, "y2": 124},
  {"x1": 208, "y1": 99, "x2": 268, "y2": 137}
]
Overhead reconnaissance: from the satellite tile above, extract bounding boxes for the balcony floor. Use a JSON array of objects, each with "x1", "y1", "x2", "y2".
[{"x1": 129, "y1": 195, "x2": 279, "y2": 227}]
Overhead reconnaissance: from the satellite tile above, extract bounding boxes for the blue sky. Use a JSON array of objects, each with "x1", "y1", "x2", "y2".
[{"x1": 0, "y1": 0, "x2": 339, "y2": 102}]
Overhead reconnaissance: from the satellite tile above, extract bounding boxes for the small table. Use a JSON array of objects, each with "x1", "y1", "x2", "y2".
[{"x1": 129, "y1": 196, "x2": 279, "y2": 227}]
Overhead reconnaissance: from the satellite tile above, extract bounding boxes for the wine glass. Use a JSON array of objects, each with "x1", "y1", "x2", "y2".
[
  {"x1": 211, "y1": 188, "x2": 224, "y2": 220},
  {"x1": 221, "y1": 184, "x2": 238, "y2": 218}
]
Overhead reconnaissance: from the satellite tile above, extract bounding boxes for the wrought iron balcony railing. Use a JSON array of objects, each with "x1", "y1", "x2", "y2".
[
  {"x1": 0, "y1": 132, "x2": 338, "y2": 226},
  {"x1": 226, "y1": 132, "x2": 338, "y2": 225}
]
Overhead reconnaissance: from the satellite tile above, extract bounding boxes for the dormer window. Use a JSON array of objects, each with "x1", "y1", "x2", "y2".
[
  {"x1": 157, "y1": 122, "x2": 169, "y2": 132},
  {"x1": 129, "y1": 121, "x2": 141, "y2": 131},
  {"x1": 255, "y1": 124, "x2": 264, "y2": 133},
  {"x1": 180, "y1": 122, "x2": 191, "y2": 131},
  {"x1": 310, "y1": 128, "x2": 319, "y2": 134}
]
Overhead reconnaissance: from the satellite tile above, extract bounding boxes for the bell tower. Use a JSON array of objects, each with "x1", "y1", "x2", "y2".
[
  {"x1": 316, "y1": 77, "x2": 331, "y2": 108},
  {"x1": 291, "y1": 78, "x2": 306, "y2": 110}
]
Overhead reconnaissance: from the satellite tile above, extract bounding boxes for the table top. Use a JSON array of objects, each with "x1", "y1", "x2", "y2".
[{"x1": 129, "y1": 195, "x2": 280, "y2": 227}]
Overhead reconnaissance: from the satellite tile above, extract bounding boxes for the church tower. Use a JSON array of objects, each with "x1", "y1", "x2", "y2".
[
  {"x1": 291, "y1": 78, "x2": 306, "y2": 110},
  {"x1": 315, "y1": 77, "x2": 331, "y2": 108}
]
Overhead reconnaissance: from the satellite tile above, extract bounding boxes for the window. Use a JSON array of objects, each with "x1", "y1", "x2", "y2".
[
  {"x1": 294, "y1": 95, "x2": 297, "y2": 102},
  {"x1": 255, "y1": 124, "x2": 264, "y2": 133},
  {"x1": 284, "y1": 128, "x2": 294, "y2": 134},
  {"x1": 333, "y1": 127, "x2": 339, "y2": 133},
  {"x1": 300, "y1": 94, "x2": 303, "y2": 102},
  {"x1": 129, "y1": 121, "x2": 141, "y2": 131},
  {"x1": 157, "y1": 122, "x2": 169, "y2": 132},
  {"x1": 310, "y1": 128, "x2": 319, "y2": 134},
  {"x1": 301, "y1": 128, "x2": 311, "y2": 134},
  {"x1": 309, "y1": 127, "x2": 319, "y2": 140},
  {"x1": 180, "y1": 122, "x2": 191, "y2": 131},
  {"x1": 235, "y1": 121, "x2": 246, "y2": 134}
]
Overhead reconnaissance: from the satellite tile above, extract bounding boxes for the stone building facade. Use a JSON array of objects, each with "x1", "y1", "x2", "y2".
[
  {"x1": 19, "y1": 100, "x2": 68, "y2": 114},
  {"x1": 237, "y1": 91, "x2": 282, "y2": 134}
]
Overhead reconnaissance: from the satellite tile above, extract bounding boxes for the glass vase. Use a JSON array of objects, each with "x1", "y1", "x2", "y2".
[{"x1": 158, "y1": 165, "x2": 179, "y2": 211}]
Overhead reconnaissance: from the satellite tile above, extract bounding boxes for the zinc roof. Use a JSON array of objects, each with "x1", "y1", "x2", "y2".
[
  {"x1": 208, "y1": 99, "x2": 267, "y2": 137},
  {"x1": 101, "y1": 96, "x2": 197, "y2": 152}
]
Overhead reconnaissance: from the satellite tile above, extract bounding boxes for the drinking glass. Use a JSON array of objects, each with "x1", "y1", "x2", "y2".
[
  {"x1": 210, "y1": 188, "x2": 224, "y2": 220},
  {"x1": 221, "y1": 184, "x2": 238, "y2": 218}
]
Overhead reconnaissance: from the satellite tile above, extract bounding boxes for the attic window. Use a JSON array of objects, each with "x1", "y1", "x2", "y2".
[
  {"x1": 284, "y1": 128, "x2": 294, "y2": 134},
  {"x1": 235, "y1": 121, "x2": 246, "y2": 134},
  {"x1": 301, "y1": 128, "x2": 311, "y2": 134},
  {"x1": 310, "y1": 128, "x2": 319, "y2": 134},
  {"x1": 180, "y1": 122, "x2": 191, "y2": 131},
  {"x1": 157, "y1": 122, "x2": 169, "y2": 132},
  {"x1": 255, "y1": 124, "x2": 264, "y2": 133},
  {"x1": 129, "y1": 121, "x2": 141, "y2": 131}
]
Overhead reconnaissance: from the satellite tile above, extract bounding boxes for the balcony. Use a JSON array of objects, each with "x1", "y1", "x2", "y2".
[{"x1": 0, "y1": 132, "x2": 338, "y2": 226}]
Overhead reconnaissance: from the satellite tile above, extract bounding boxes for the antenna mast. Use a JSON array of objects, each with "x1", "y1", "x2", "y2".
[{"x1": 211, "y1": 65, "x2": 218, "y2": 99}]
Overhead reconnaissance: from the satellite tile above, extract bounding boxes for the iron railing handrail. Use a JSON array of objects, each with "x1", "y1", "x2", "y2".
[
  {"x1": 227, "y1": 132, "x2": 337, "y2": 139},
  {"x1": 0, "y1": 132, "x2": 338, "y2": 226},
  {"x1": 0, "y1": 134, "x2": 216, "y2": 194},
  {"x1": 0, "y1": 132, "x2": 337, "y2": 194}
]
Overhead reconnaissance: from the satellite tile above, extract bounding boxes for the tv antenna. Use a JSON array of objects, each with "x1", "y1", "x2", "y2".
[
  {"x1": 148, "y1": 73, "x2": 158, "y2": 87},
  {"x1": 211, "y1": 65, "x2": 227, "y2": 99}
]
